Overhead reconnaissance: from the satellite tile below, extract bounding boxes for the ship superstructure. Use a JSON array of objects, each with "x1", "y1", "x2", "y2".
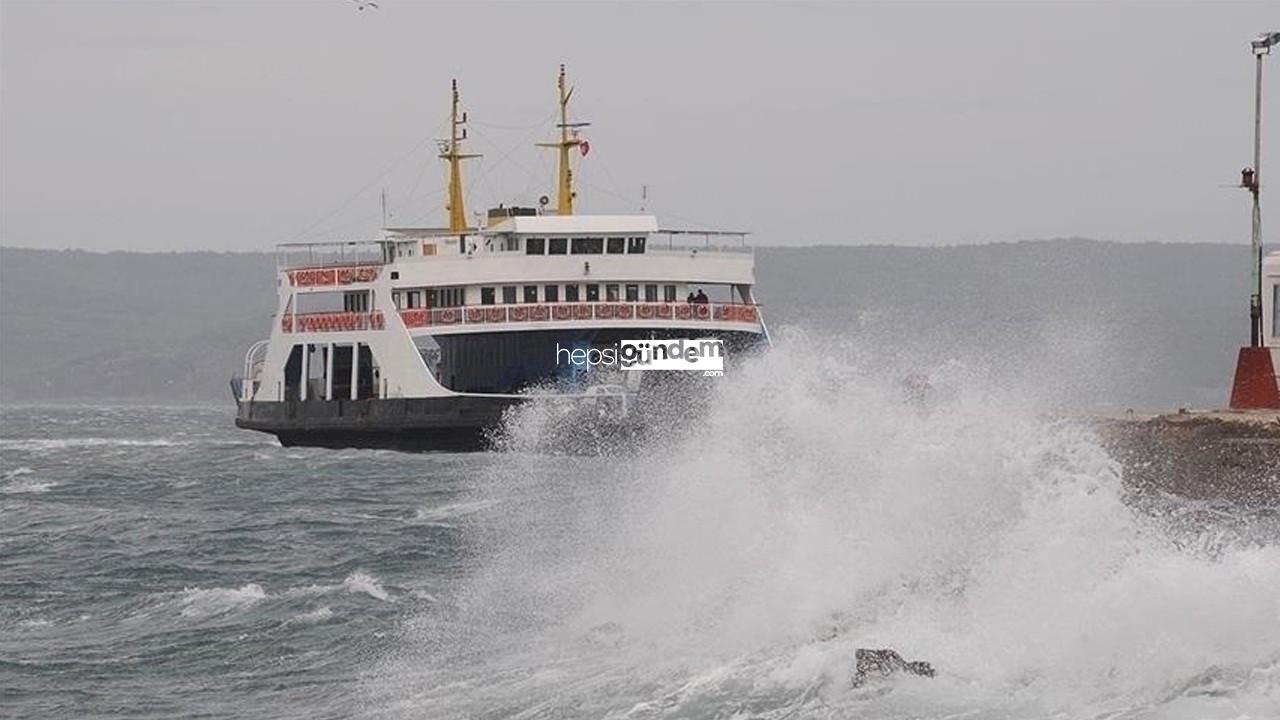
[{"x1": 234, "y1": 68, "x2": 768, "y2": 449}]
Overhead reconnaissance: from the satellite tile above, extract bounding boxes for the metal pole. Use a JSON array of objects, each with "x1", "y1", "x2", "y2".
[{"x1": 1251, "y1": 52, "x2": 1264, "y2": 346}]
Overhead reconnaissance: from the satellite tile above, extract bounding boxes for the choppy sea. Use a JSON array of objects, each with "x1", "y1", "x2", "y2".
[{"x1": 3, "y1": 345, "x2": 1279, "y2": 719}]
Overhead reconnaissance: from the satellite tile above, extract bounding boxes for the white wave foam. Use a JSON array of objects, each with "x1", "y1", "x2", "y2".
[
  {"x1": 290, "y1": 606, "x2": 335, "y2": 624},
  {"x1": 2, "y1": 478, "x2": 55, "y2": 494},
  {"x1": 4, "y1": 466, "x2": 34, "y2": 478},
  {"x1": 343, "y1": 571, "x2": 391, "y2": 602},
  {"x1": 371, "y1": 337, "x2": 1280, "y2": 718},
  {"x1": 178, "y1": 583, "x2": 267, "y2": 618}
]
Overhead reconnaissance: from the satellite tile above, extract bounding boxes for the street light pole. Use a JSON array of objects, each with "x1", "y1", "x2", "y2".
[{"x1": 1248, "y1": 32, "x2": 1280, "y2": 347}]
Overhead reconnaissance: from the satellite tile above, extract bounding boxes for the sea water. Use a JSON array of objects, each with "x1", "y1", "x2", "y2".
[{"x1": 2, "y1": 340, "x2": 1278, "y2": 719}]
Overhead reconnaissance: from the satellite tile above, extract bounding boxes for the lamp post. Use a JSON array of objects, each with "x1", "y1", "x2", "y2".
[{"x1": 1246, "y1": 32, "x2": 1280, "y2": 346}]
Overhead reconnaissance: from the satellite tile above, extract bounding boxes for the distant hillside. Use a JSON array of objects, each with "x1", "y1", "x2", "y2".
[{"x1": 0, "y1": 241, "x2": 1249, "y2": 408}]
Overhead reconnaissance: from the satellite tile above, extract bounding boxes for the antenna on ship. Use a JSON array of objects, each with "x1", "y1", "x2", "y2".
[
  {"x1": 440, "y1": 79, "x2": 480, "y2": 232},
  {"x1": 537, "y1": 64, "x2": 590, "y2": 215}
]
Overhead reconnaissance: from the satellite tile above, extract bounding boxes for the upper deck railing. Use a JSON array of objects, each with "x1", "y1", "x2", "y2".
[
  {"x1": 276, "y1": 241, "x2": 389, "y2": 270},
  {"x1": 274, "y1": 229, "x2": 751, "y2": 271}
]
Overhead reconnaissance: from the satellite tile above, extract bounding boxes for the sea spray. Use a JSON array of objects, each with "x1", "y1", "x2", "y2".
[{"x1": 371, "y1": 337, "x2": 1280, "y2": 719}]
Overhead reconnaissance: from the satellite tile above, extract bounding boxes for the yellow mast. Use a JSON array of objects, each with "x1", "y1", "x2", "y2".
[
  {"x1": 537, "y1": 64, "x2": 589, "y2": 215},
  {"x1": 440, "y1": 79, "x2": 479, "y2": 232}
]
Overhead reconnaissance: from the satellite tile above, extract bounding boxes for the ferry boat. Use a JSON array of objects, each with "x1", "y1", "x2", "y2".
[{"x1": 233, "y1": 67, "x2": 769, "y2": 450}]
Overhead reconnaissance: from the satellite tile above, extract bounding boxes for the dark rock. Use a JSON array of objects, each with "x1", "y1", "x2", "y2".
[{"x1": 852, "y1": 648, "x2": 936, "y2": 687}]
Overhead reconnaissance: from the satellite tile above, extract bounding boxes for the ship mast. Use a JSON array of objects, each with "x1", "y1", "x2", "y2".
[
  {"x1": 440, "y1": 79, "x2": 479, "y2": 232},
  {"x1": 538, "y1": 64, "x2": 590, "y2": 215}
]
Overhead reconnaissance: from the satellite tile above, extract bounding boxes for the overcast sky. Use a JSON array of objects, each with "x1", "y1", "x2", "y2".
[{"x1": 1, "y1": 1, "x2": 1276, "y2": 251}]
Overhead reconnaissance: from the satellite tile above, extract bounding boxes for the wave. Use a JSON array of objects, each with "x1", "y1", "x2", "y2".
[
  {"x1": 178, "y1": 583, "x2": 267, "y2": 618},
  {"x1": 343, "y1": 571, "x2": 391, "y2": 602},
  {"x1": 369, "y1": 336, "x2": 1280, "y2": 718}
]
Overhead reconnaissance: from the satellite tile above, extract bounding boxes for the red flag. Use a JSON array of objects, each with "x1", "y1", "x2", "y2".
[{"x1": 580, "y1": 139, "x2": 590, "y2": 157}]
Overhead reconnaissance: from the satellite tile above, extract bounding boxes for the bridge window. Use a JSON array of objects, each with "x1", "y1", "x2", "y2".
[
  {"x1": 481, "y1": 287, "x2": 495, "y2": 305},
  {"x1": 664, "y1": 284, "x2": 677, "y2": 302},
  {"x1": 544, "y1": 284, "x2": 559, "y2": 302},
  {"x1": 628, "y1": 236, "x2": 646, "y2": 254},
  {"x1": 606, "y1": 284, "x2": 620, "y2": 301},
  {"x1": 644, "y1": 284, "x2": 657, "y2": 302},
  {"x1": 548, "y1": 237, "x2": 568, "y2": 255},
  {"x1": 625, "y1": 284, "x2": 639, "y2": 302},
  {"x1": 502, "y1": 286, "x2": 517, "y2": 304},
  {"x1": 523, "y1": 285, "x2": 538, "y2": 303},
  {"x1": 526, "y1": 238, "x2": 545, "y2": 255},
  {"x1": 571, "y1": 237, "x2": 603, "y2": 254},
  {"x1": 585, "y1": 284, "x2": 600, "y2": 301},
  {"x1": 607, "y1": 237, "x2": 625, "y2": 254},
  {"x1": 565, "y1": 284, "x2": 580, "y2": 301}
]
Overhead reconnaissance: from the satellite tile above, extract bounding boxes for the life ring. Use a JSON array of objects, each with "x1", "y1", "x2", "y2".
[
  {"x1": 694, "y1": 304, "x2": 711, "y2": 320},
  {"x1": 614, "y1": 304, "x2": 633, "y2": 319},
  {"x1": 637, "y1": 304, "x2": 655, "y2": 319},
  {"x1": 466, "y1": 307, "x2": 485, "y2": 323},
  {"x1": 595, "y1": 304, "x2": 614, "y2": 319},
  {"x1": 440, "y1": 308, "x2": 458, "y2": 324},
  {"x1": 487, "y1": 307, "x2": 506, "y2": 322}
]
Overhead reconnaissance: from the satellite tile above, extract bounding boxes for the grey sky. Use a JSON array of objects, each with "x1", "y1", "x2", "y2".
[{"x1": 0, "y1": 1, "x2": 1275, "y2": 251}]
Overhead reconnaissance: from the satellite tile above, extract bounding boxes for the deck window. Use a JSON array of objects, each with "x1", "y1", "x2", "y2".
[
  {"x1": 565, "y1": 284, "x2": 580, "y2": 301},
  {"x1": 544, "y1": 284, "x2": 559, "y2": 302},
  {"x1": 523, "y1": 285, "x2": 538, "y2": 303},
  {"x1": 625, "y1": 284, "x2": 639, "y2": 302},
  {"x1": 585, "y1": 284, "x2": 600, "y2": 301},
  {"x1": 481, "y1": 287, "x2": 495, "y2": 305},
  {"x1": 628, "y1": 236, "x2": 646, "y2": 254},
  {"x1": 607, "y1": 237, "x2": 625, "y2": 254},
  {"x1": 343, "y1": 291, "x2": 369, "y2": 313},
  {"x1": 430, "y1": 287, "x2": 464, "y2": 308},
  {"x1": 664, "y1": 284, "x2": 677, "y2": 302},
  {"x1": 644, "y1": 284, "x2": 658, "y2": 302},
  {"x1": 502, "y1": 286, "x2": 517, "y2": 304},
  {"x1": 606, "y1": 284, "x2": 620, "y2": 302},
  {"x1": 1274, "y1": 284, "x2": 1280, "y2": 338},
  {"x1": 571, "y1": 237, "x2": 604, "y2": 254},
  {"x1": 526, "y1": 238, "x2": 545, "y2": 255},
  {"x1": 501, "y1": 235, "x2": 520, "y2": 252},
  {"x1": 548, "y1": 237, "x2": 568, "y2": 255}
]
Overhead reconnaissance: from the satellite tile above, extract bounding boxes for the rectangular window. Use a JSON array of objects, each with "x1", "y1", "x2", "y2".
[
  {"x1": 544, "y1": 284, "x2": 559, "y2": 302},
  {"x1": 1274, "y1": 284, "x2": 1280, "y2": 338},
  {"x1": 392, "y1": 291, "x2": 402, "y2": 309},
  {"x1": 523, "y1": 285, "x2": 538, "y2": 303},
  {"x1": 481, "y1": 287, "x2": 495, "y2": 305},
  {"x1": 571, "y1": 237, "x2": 604, "y2": 254},
  {"x1": 585, "y1": 284, "x2": 600, "y2": 301},
  {"x1": 606, "y1": 284, "x2": 620, "y2": 301},
  {"x1": 526, "y1": 238, "x2": 545, "y2": 255},
  {"x1": 644, "y1": 284, "x2": 658, "y2": 302},
  {"x1": 501, "y1": 235, "x2": 520, "y2": 252},
  {"x1": 625, "y1": 284, "x2": 639, "y2": 302},
  {"x1": 548, "y1": 237, "x2": 568, "y2": 255},
  {"x1": 664, "y1": 284, "x2": 677, "y2": 302},
  {"x1": 406, "y1": 291, "x2": 419, "y2": 309},
  {"x1": 607, "y1": 237, "x2": 625, "y2": 254},
  {"x1": 628, "y1": 236, "x2": 646, "y2": 254},
  {"x1": 565, "y1": 284, "x2": 580, "y2": 301},
  {"x1": 502, "y1": 286, "x2": 517, "y2": 304}
]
